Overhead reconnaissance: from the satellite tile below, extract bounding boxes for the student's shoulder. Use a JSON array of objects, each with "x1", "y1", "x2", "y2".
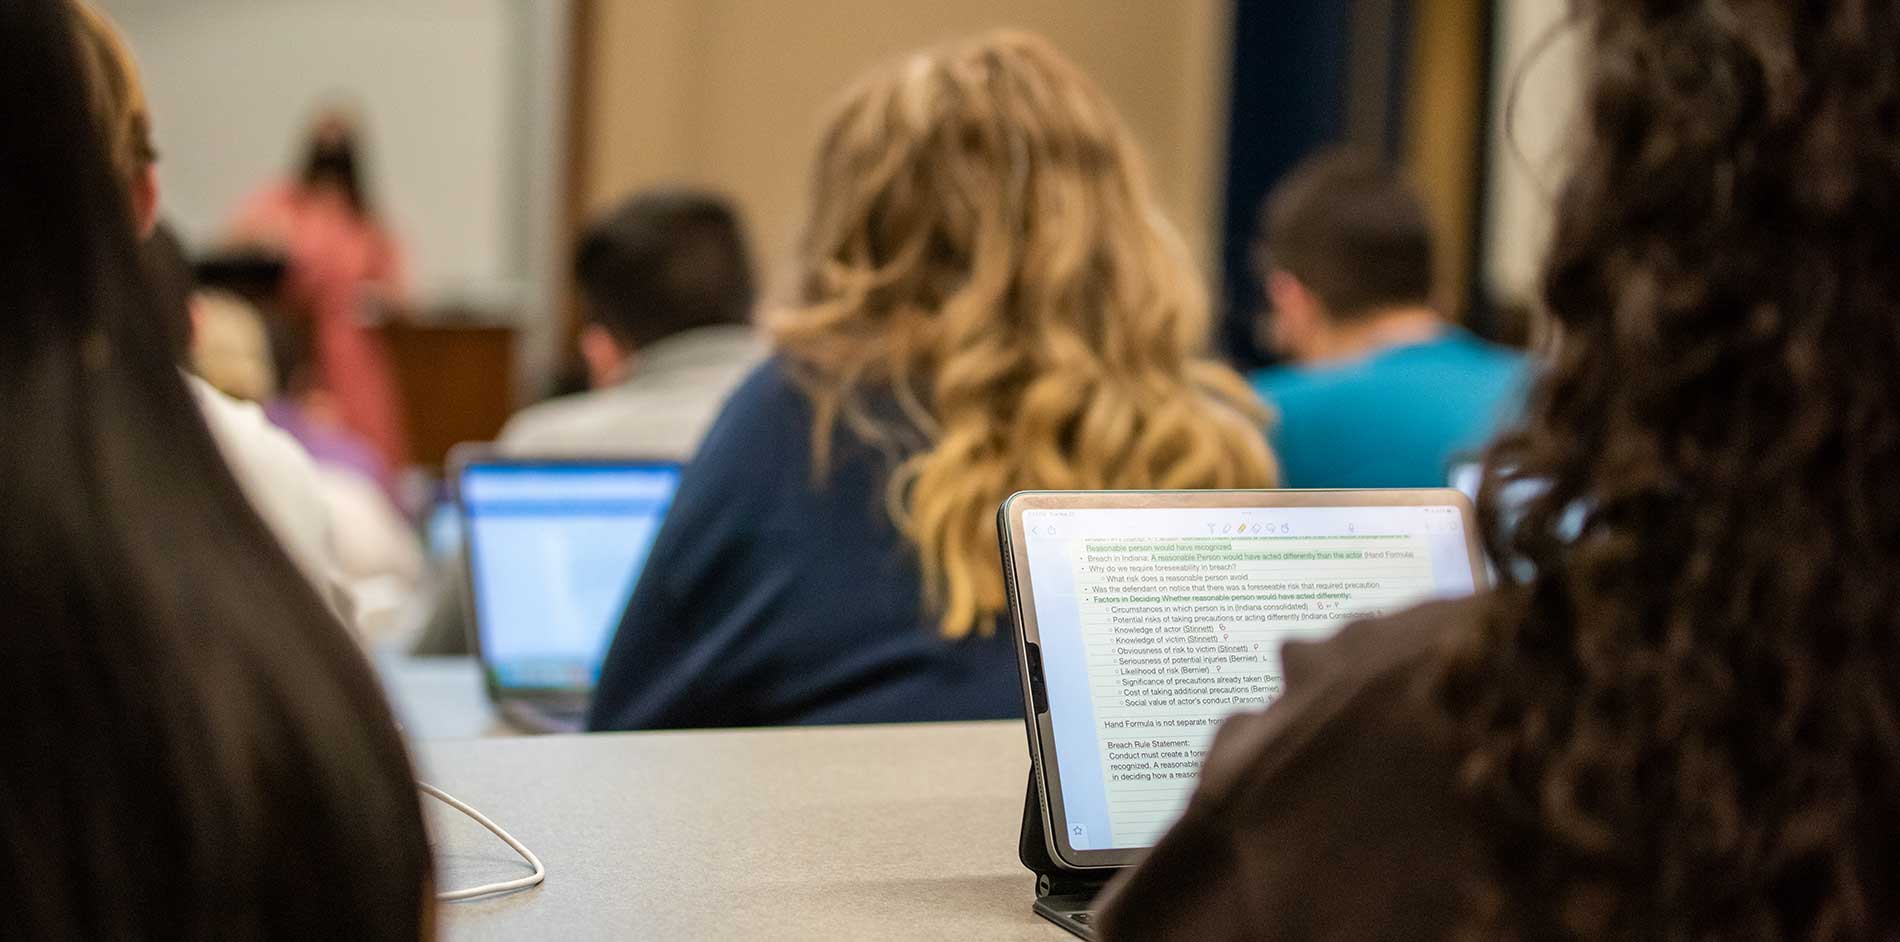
[
  {"x1": 495, "y1": 391, "x2": 604, "y2": 451},
  {"x1": 186, "y1": 376, "x2": 347, "y2": 613},
  {"x1": 188, "y1": 376, "x2": 326, "y2": 503},
  {"x1": 1247, "y1": 363, "x2": 1332, "y2": 407},
  {"x1": 679, "y1": 357, "x2": 818, "y2": 485},
  {"x1": 686, "y1": 356, "x2": 818, "y2": 451},
  {"x1": 725, "y1": 355, "x2": 810, "y2": 414},
  {"x1": 1249, "y1": 363, "x2": 1370, "y2": 431},
  {"x1": 1103, "y1": 599, "x2": 1489, "y2": 940},
  {"x1": 1439, "y1": 331, "x2": 1531, "y2": 374},
  {"x1": 1450, "y1": 337, "x2": 1534, "y2": 403},
  {"x1": 1193, "y1": 597, "x2": 1481, "y2": 804}
]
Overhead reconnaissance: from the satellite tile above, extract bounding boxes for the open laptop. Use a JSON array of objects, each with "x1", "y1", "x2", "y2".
[
  {"x1": 456, "y1": 455, "x2": 683, "y2": 733},
  {"x1": 997, "y1": 489, "x2": 1485, "y2": 938}
]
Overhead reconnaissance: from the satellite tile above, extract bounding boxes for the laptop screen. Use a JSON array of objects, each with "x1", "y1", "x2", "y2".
[
  {"x1": 460, "y1": 460, "x2": 682, "y2": 693},
  {"x1": 1019, "y1": 499, "x2": 1479, "y2": 853}
]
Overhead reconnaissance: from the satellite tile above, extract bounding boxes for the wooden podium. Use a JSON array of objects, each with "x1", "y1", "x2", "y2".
[{"x1": 375, "y1": 320, "x2": 517, "y2": 472}]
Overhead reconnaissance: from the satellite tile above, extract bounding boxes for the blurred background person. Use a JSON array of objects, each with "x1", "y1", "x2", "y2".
[
  {"x1": 190, "y1": 289, "x2": 277, "y2": 402},
  {"x1": 408, "y1": 188, "x2": 763, "y2": 656},
  {"x1": 587, "y1": 31, "x2": 1276, "y2": 732},
  {"x1": 76, "y1": 1, "x2": 413, "y2": 639},
  {"x1": 228, "y1": 106, "x2": 412, "y2": 471},
  {"x1": 74, "y1": 2, "x2": 344, "y2": 611},
  {"x1": 189, "y1": 248, "x2": 397, "y2": 494},
  {"x1": 498, "y1": 187, "x2": 763, "y2": 459},
  {"x1": 190, "y1": 270, "x2": 423, "y2": 633},
  {"x1": 101, "y1": 0, "x2": 1547, "y2": 503},
  {"x1": 1249, "y1": 150, "x2": 1528, "y2": 489},
  {"x1": 1101, "y1": 0, "x2": 1900, "y2": 937},
  {"x1": 2, "y1": 2, "x2": 432, "y2": 936}
]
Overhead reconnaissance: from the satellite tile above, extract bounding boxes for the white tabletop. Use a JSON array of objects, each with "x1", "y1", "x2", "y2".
[{"x1": 417, "y1": 720, "x2": 1070, "y2": 940}]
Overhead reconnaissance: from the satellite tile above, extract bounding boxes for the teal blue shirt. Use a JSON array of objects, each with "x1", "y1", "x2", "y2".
[{"x1": 1250, "y1": 331, "x2": 1530, "y2": 489}]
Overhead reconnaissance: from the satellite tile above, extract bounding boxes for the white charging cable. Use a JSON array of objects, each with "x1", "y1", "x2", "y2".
[{"x1": 420, "y1": 782, "x2": 547, "y2": 901}]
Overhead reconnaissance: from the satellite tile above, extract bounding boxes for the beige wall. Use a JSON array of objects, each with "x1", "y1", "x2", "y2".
[
  {"x1": 579, "y1": 0, "x2": 1232, "y2": 300},
  {"x1": 1404, "y1": 0, "x2": 1487, "y2": 320},
  {"x1": 1484, "y1": 0, "x2": 1581, "y2": 309}
]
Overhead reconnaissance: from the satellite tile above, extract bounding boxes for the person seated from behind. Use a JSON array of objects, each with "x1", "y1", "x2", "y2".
[
  {"x1": 403, "y1": 189, "x2": 764, "y2": 655},
  {"x1": 190, "y1": 289, "x2": 278, "y2": 402},
  {"x1": 498, "y1": 188, "x2": 764, "y2": 460},
  {"x1": 587, "y1": 30, "x2": 1275, "y2": 731},
  {"x1": 191, "y1": 253, "x2": 402, "y2": 496},
  {"x1": 1249, "y1": 151, "x2": 1527, "y2": 488},
  {"x1": 185, "y1": 277, "x2": 424, "y2": 636},
  {"x1": 1, "y1": 3, "x2": 431, "y2": 937},
  {"x1": 1098, "y1": 0, "x2": 1900, "y2": 937},
  {"x1": 71, "y1": 1, "x2": 376, "y2": 629}
]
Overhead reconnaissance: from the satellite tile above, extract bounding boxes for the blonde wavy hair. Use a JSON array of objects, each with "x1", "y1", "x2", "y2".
[{"x1": 770, "y1": 30, "x2": 1277, "y2": 640}]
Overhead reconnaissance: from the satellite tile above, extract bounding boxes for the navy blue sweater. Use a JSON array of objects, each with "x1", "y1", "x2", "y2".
[{"x1": 585, "y1": 358, "x2": 1023, "y2": 730}]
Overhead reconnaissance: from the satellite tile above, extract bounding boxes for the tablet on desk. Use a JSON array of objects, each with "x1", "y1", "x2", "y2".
[{"x1": 998, "y1": 489, "x2": 1485, "y2": 935}]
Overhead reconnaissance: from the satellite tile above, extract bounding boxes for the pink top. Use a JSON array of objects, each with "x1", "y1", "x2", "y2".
[{"x1": 229, "y1": 183, "x2": 410, "y2": 468}]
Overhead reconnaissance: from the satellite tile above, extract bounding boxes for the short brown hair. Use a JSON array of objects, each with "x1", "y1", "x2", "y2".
[
  {"x1": 1259, "y1": 150, "x2": 1434, "y2": 320},
  {"x1": 575, "y1": 188, "x2": 755, "y2": 350}
]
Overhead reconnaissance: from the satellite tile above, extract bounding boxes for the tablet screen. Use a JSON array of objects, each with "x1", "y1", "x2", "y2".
[{"x1": 1018, "y1": 499, "x2": 1479, "y2": 853}]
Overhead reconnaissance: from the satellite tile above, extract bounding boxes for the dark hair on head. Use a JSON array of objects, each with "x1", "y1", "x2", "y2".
[
  {"x1": 140, "y1": 219, "x2": 195, "y2": 364},
  {"x1": 1258, "y1": 149, "x2": 1435, "y2": 319},
  {"x1": 575, "y1": 188, "x2": 756, "y2": 350},
  {"x1": 300, "y1": 114, "x2": 373, "y2": 215},
  {"x1": 1441, "y1": 0, "x2": 1900, "y2": 936},
  {"x1": 0, "y1": 2, "x2": 430, "y2": 937}
]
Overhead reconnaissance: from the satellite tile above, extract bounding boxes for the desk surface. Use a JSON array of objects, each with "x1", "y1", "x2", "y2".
[
  {"x1": 420, "y1": 721, "x2": 1071, "y2": 940},
  {"x1": 378, "y1": 655, "x2": 510, "y2": 740}
]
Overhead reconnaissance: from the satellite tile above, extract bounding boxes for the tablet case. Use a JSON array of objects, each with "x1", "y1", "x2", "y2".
[{"x1": 1022, "y1": 773, "x2": 1111, "y2": 939}]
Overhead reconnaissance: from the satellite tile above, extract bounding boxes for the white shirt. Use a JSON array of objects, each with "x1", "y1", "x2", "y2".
[
  {"x1": 188, "y1": 374, "x2": 366, "y2": 631},
  {"x1": 498, "y1": 325, "x2": 765, "y2": 460}
]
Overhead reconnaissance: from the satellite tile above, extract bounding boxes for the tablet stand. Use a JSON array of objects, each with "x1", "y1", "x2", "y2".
[{"x1": 1020, "y1": 774, "x2": 1112, "y2": 900}]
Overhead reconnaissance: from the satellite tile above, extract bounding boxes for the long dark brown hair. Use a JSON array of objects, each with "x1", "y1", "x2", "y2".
[
  {"x1": 0, "y1": 1, "x2": 431, "y2": 937},
  {"x1": 1443, "y1": 1, "x2": 1900, "y2": 936}
]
